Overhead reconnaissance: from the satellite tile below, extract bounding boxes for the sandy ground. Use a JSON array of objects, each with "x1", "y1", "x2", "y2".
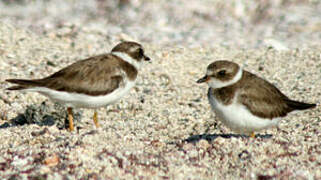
[{"x1": 0, "y1": 0, "x2": 320, "y2": 179}]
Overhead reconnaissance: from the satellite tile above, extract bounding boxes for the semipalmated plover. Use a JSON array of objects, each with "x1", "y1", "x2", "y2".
[
  {"x1": 6, "y1": 41, "x2": 150, "y2": 131},
  {"x1": 197, "y1": 60, "x2": 316, "y2": 137}
]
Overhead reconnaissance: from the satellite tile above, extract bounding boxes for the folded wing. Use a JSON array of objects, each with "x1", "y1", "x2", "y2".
[
  {"x1": 238, "y1": 72, "x2": 315, "y2": 119},
  {"x1": 6, "y1": 54, "x2": 128, "y2": 96}
]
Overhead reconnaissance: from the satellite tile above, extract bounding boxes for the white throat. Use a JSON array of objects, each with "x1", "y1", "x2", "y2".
[
  {"x1": 208, "y1": 68, "x2": 243, "y2": 89},
  {"x1": 112, "y1": 52, "x2": 141, "y2": 70}
]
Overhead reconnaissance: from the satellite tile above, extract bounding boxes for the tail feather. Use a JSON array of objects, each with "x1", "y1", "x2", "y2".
[
  {"x1": 286, "y1": 99, "x2": 316, "y2": 110},
  {"x1": 5, "y1": 79, "x2": 42, "y2": 90}
]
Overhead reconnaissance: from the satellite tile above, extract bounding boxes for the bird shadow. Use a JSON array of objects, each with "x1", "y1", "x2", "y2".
[
  {"x1": 0, "y1": 101, "x2": 82, "y2": 129},
  {"x1": 184, "y1": 133, "x2": 273, "y2": 143}
]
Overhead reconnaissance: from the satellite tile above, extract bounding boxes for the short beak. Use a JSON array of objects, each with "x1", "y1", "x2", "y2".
[
  {"x1": 197, "y1": 75, "x2": 209, "y2": 83},
  {"x1": 144, "y1": 55, "x2": 151, "y2": 61}
]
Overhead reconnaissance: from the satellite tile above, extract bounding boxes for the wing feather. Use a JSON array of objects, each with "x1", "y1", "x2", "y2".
[
  {"x1": 237, "y1": 71, "x2": 293, "y2": 119},
  {"x1": 38, "y1": 54, "x2": 129, "y2": 95}
]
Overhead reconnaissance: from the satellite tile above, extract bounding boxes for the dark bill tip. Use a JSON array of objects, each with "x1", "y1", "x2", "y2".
[
  {"x1": 196, "y1": 75, "x2": 209, "y2": 83},
  {"x1": 144, "y1": 56, "x2": 151, "y2": 61}
]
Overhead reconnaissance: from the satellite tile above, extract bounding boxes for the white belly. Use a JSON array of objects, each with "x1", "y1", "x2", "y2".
[
  {"x1": 208, "y1": 90, "x2": 279, "y2": 134},
  {"x1": 25, "y1": 81, "x2": 136, "y2": 108}
]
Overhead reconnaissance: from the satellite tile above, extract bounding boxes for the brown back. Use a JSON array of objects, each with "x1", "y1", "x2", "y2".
[{"x1": 212, "y1": 71, "x2": 301, "y2": 119}]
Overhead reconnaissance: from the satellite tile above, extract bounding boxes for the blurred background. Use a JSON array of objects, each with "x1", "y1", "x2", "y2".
[{"x1": 0, "y1": 0, "x2": 321, "y2": 49}]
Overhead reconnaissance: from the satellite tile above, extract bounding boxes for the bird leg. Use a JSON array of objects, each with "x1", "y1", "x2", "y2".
[
  {"x1": 250, "y1": 132, "x2": 256, "y2": 138},
  {"x1": 67, "y1": 107, "x2": 74, "y2": 131},
  {"x1": 93, "y1": 111, "x2": 99, "y2": 128}
]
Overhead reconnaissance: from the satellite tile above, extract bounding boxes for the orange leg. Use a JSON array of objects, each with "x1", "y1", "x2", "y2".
[
  {"x1": 67, "y1": 107, "x2": 74, "y2": 131},
  {"x1": 93, "y1": 111, "x2": 99, "y2": 128},
  {"x1": 250, "y1": 132, "x2": 256, "y2": 138}
]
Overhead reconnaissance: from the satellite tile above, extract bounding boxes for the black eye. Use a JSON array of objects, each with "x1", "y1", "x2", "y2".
[
  {"x1": 138, "y1": 48, "x2": 144, "y2": 56},
  {"x1": 218, "y1": 70, "x2": 226, "y2": 76}
]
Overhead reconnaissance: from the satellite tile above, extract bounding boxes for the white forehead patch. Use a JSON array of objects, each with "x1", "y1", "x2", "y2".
[{"x1": 206, "y1": 69, "x2": 214, "y2": 75}]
